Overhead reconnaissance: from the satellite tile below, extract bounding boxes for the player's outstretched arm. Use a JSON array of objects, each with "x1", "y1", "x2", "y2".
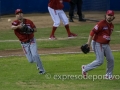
[{"x1": 11, "y1": 25, "x2": 22, "y2": 30}]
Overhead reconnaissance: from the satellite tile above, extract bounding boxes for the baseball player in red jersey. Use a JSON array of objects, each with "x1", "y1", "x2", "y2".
[
  {"x1": 82, "y1": 10, "x2": 115, "y2": 79},
  {"x1": 11, "y1": 9, "x2": 45, "y2": 74},
  {"x1": 48, "y1": 0, "x2": 77, "y2": 40}
]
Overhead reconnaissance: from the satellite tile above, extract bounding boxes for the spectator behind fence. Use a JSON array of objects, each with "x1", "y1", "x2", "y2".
[{"x1": 69, "y1": 0, "x2": 86, "y2": 22}]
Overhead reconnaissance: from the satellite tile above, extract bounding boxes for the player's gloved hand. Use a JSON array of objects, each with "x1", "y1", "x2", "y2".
[
  {"x1": 20, "y1": 24, "x2": 34, "y2": 34},
  {"x1": 80, "y1": 44, "x2": 90, "y2": 54}
]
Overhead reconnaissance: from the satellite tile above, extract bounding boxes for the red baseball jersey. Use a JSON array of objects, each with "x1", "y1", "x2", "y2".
[
  {"x1": 90, "y1": 20, "x2": 114, "y2": 44},
  {"x1": 48, "y1": 0, "x2": 70, "y2": 10},
  {"x1": 12, "y1": 19, "x2": 36, "y2": 42}
]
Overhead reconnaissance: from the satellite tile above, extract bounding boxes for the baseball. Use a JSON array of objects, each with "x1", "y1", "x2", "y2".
[{"x1": 8, "y1": 19, "x2": 11, "y2": 22}]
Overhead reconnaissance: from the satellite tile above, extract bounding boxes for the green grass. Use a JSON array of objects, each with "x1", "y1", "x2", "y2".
[
  {"x1": 0, "y1": 23, "x2": 120, "y2": 90},
  {"x1": 0, "y1": 24, "x2": 120, "y2": 50},
  {"x1": 0, "y1": 52, "x2": 120, "y2": 90}
]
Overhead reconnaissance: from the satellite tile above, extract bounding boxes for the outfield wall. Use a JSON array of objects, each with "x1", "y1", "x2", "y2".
[{"x1": 0, "y1": 0, "x2": 120, "y2": 15}]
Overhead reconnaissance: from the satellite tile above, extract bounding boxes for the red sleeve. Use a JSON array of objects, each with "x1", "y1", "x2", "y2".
[
  {"x1": 89, "y1": 21, "x2": 103, "y2": 36},
  {"x1": 12, "y1": 20, "x2": 20, "y2": 26},
  {"x1": 91, "y1": 21, "x2": 103, "y2": 33},
  {"x1": 90, "y1": 30, "x2": 95, "y2": 37}
]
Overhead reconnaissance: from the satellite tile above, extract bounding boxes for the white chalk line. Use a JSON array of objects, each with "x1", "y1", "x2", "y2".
[
  {"x1": 0, "y1": 37, "x2": 87, "y2": 42},
  {"x1": 115, "y1": 31, "x2": 120, "y2": 32},
  {"x1": 0, "y1": 38, "x2": 119, "y2": 57},
  {"x1": 0, "y1": 50, "x2": 119, "y2": 58}
]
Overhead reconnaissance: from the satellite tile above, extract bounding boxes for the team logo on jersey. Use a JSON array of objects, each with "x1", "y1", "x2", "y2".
[
  {"x1": 103, "y1": 26, "x2": 108, "y2": 30},
  {"x1": 103, "y1": 35, "x2": 110, "y2": 40},
  {"x1": 94, "y1": 25, "x2": 99, "y2": 30}
]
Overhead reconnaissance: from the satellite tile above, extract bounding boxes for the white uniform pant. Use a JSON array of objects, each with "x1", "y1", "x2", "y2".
[{"x1": 48, "y1": 7, "x2": 69, "y2": 27}]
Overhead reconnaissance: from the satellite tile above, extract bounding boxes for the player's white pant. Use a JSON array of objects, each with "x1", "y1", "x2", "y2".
[
  {"x1": 48, "y1": 7, "x2": 69, "y2": 27},
  {"x1": 21, "y1": 38, "x2": 45, "y2": 72},
  {"x1": 84, "y1": 40, "x2": 114, "y2": 76}
]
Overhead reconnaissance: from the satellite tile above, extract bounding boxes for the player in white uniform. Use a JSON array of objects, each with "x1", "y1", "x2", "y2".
[
  {"x1": 82, "y1": 10, "x2": 115, "y2": 79},
  {"x1": 48, "y1": 0, "x2": 77, "y2": 40}
]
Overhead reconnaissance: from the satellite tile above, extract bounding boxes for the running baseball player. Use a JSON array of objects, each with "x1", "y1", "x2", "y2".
[
  {"x1": 48, "y1": 0, "x2": 77, "y2": 40},
  {"x1": 82, "y1": 10, "x2": 115, "y2": 79},
  {"x1": 11, "y1": 9, "x2": 45, "y2": 74}
]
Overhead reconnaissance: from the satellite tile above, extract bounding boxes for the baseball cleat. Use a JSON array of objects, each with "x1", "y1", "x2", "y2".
[
  {"x1": 49, "y1": 35, "x2": 56, "y2": 40},
  {"x1": 104, "y1": 75, "x2": 116, "y2": 80},
  {"x1": 79, "y1": 18, "x2": 86, "y2": 22},
  {"x1": 39, "y1": 71, "x2": 45, "y2": 74},
  {"x1": 81, "y1": 65, "x2": 87, "y2": 78},
  {"x1": 68, "y1": 33, "x2": 77, "y2": 38}
]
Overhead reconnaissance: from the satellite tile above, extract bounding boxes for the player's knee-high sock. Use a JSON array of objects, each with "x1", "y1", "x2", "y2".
[
  {"x1": 65, "y1": 24, "x2": 71, "y2": 35},
  {"x1": 50, "y1": 26, "x2": 57, "y2": 36}
]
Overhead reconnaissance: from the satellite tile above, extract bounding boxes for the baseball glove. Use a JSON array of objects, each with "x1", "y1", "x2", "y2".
[
  {"x1": 20, "y1": 25, "x2": 34, "y2": 34},
  {"x1": 80, "y1": 44, "x2": 90, "y2": 54}
]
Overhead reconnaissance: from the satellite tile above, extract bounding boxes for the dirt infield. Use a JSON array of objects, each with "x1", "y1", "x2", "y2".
[
  {"x1": 1, "y1": 11, "x2": 120, "y2": 29},
  {"x1": 0, "y1": 44, "x2": 120, "y2": 57},
  {"x1": 0, "y1": 12, "x2": 120, "y2": 56}
]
